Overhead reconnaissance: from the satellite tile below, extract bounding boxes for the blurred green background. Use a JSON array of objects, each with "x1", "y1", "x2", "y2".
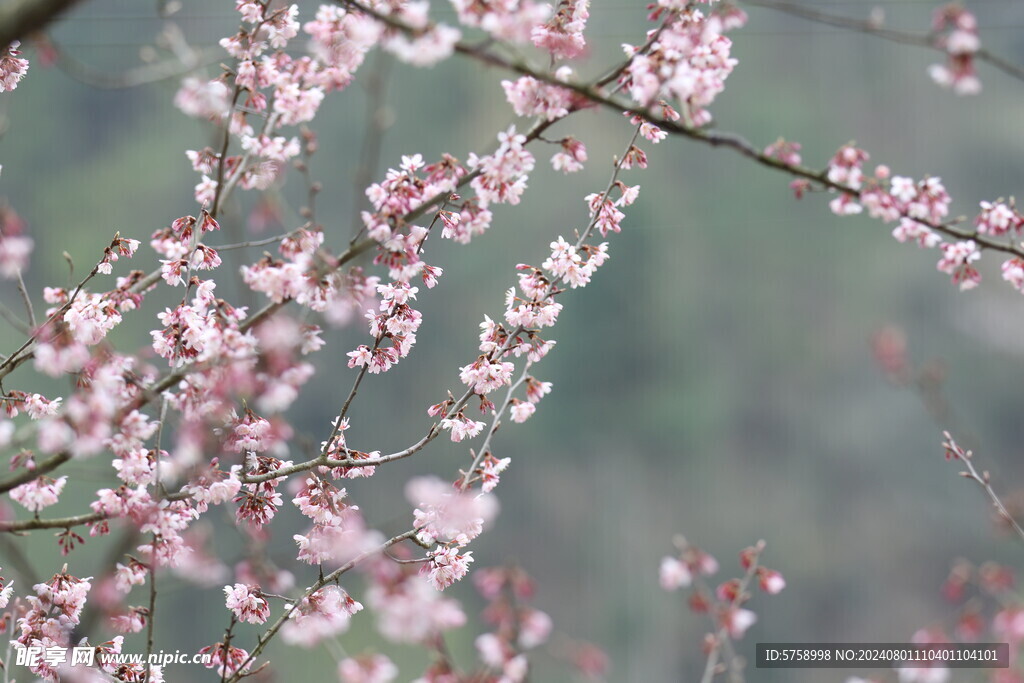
[{"x1": 3, "y1": 0, "x2": 1024, "y2": 680}]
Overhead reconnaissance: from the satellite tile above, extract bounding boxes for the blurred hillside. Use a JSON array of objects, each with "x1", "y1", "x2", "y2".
[{"x1": 2, "y1": 0, "x2": 1024, "y2": 680}]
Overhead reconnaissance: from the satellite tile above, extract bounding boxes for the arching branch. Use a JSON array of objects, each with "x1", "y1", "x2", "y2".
[{"x1": 0, "y1": 0, "x2": 83, "y2": 48}]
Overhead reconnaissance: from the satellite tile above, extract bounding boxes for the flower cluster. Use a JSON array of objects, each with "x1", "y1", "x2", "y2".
[
  {"x1": 280, "y1": 584, "x2": 363, "y2": 647},
  {"x1": 0, "y1": 205, "x2": 34, "y2": 277},
  {"x1": 661, "y1": 537, "x2": 784, "y2": 674},
  {"x1": 502, "y1": 71, "x2": 581, "y2": 121},
  {"x1": 621, "y1": 5, "x2": 742, "y2": 125},
  {"x1": 928, "y1": 4, "x2": 981, "y2": 95},
  {"x1": 347, "y1": 280, "x2": 424, "y2": 374},
  {"x1": 473, "y1": 566, "x2": 558, "y2": 683},
  {"x1": 449, "y1": 0, "x2": 549, "y2": 44},
  {"x1": 532, "y1": 0, "x2": 590, "y2": 59},
  {"x1": 843, "y1": 560, "x2": 1024, "y2": 683},
  {"x1": 0, "y1": 1, "x2": 744, "y2": 680},
  {"x1": 338, "y1": 653, "x2": 399, "y2": 683},
  {"x1": 408, "y1": 475, "x2": 498, "y2": 548},
  {"x1": 234, "y1": 454, "x2": 290, "y2": 528},
  {"x1": 292, "y1": 476, "x2": 382, "y2": 566},
  {"x1": 551, "y1": 136, "x2": 588, "y2": 173},
  {"x1": 10, "y1": 475, "x2": 67, "y2": 512},
  {"x1": 801, "y1": 142, "x2": 1024, "y2": 293},
  {"x1": 223, "y1": 582, "x2": 270, "y2": 624},
  {"x1": 0, "y1": 41, "x2": 28, "y2": 92},
  {"x1": 469, "y1": 126, "x2": 537, "y2": 208},
  {"x1": 364, "y1": 550, "x2": 467, "y2": 645},
  {"x1": 12, "y1": 571, "x2": 103, "y2": 680},
  {"x1": 199, "y1": 640, "x2": 250, "y2": 678}
]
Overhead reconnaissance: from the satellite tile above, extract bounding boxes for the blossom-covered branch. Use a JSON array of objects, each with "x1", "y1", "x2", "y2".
[
  {"x1": 346, "y1": 0, "x2": 1024, "y2": 295},
  {"x1": 1, "y1": 0, "x2": 1018, "y2": 680},
  {"x1": 660, "y1": 537, "x2": 785, "y2": 682}
]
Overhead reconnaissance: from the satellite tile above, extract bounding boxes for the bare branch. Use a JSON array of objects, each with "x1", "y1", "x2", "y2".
[
  {"x1": 50, "y1": 43, "x2": 221, "y2": 90},
  {"x1": 741, "y1": 0, "x2": 1024, "y2": 85},
  {"x1": 943, "y1": 431, "x2": 1024, "y2": 548},
  {"x1": 14, "y1": 268, "x2": 34, "y2": 329}
]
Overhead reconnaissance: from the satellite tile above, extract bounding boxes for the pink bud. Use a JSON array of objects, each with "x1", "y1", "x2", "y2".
[{"x1": 758, "y1": 568, "x2": 786, "y2": 594}]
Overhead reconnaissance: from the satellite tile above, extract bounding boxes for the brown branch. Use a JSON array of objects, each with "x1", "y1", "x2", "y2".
[
  {"x1": 14, "y1": 268, "x2": 35, "y2": 329},
  {"x1": 142, "y1": 545, "x2": 158, "y2": 683},
  {"x1": 0, "y1": 490, "x2": 189, "y2": 532},
  {"x1": 345, "y1": 0, "x2": 1024, "y2": 264},
  {"x1": 245, "y1": 125, "x2": 644, "y2": 490},
  {"x1": 315, "y1": 204, "x2": 449, "y2": 464},
  {"x1": 211, "y1": 84, "x2": 245, "y2": 220},
  {"x1": 0, "y1": 0, "x2": 82, "y2": 48},
  {"x1": 1, "y1": 21, "x2": 647, "y2": 528},
  {"x1": 0, "y1": 451, "x2": 71, "y2": 495}
]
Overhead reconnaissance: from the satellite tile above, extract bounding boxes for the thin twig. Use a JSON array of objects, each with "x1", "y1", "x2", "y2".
[
  {"x1": 458, "y1": 364, "x2": 531, "y2": 490},
  {"x1": 142, "y1": 397, "x2": 169, "y2": 683},
  {"x1": 51, "y1": 43, "x2": 222, "y2": 90},
  {"x1": 690, "y1": 540, "x2": 765, "y2": 683},
  {"x1": 14, "y1": 268, "x2": 34, "y2": 329},
  {"x1": 224, "y1": 529, "x2": 420, "y2": 682},
  {"x1": 213, "y1": 233, "x2": 290, "y2": 251},
  {"x1": 0, "y1": 254, "x2": 104, "y2": 379},
  {"x1": 316, "y1": 205, "x2": 448, "y2": 462},
  {"x1": 944, "y1": 431, "x2": 1024, "y2": 548},
  {"x1": 0, "y1": 533, "x2": 39, "y2": 585},
  {"x1": 740, "y1": 0, "x2": 1024, "y2": 85},
  {"x1": 0, "y1": 301, "x2": 29, "y2": 334},
  {"x1": 348, "y1": 51, "x2": 393, "y2": 242},
  {"x1": 211, "y1": 84, "x2": 245, "y2": 220}
]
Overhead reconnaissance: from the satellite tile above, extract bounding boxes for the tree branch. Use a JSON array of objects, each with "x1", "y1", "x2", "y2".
[
  {"x1": 224, "y1": 528, "x2": 420, "y2": 682},
  {"x1": 943, "y1": 432, "x2": 1024, "y2": 548},
  {"x1": 0, "y1": 0, "x2": 82, "y2": 48},
  {"x1": 740, "y1": 0, "x2": 1024, "y2": 85},
  {"x1": 343, "y1": 0, "x2": 1024, "y2": 265}
]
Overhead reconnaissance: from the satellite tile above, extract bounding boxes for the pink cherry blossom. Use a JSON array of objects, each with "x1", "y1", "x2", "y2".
[
  {"x1": 421, "y1": 545, "x2": 474, "y2": 591},
  {"x1": 281, "y1": 585, "x2": 362, "y2": 647},
  {"x1": 11, "y1": 475, "x2": 67, "y2": 512},
  {"x1": 338, "y1": 654, "x2": 399, "y2": 683},
  {"x1": 223, "y1": 583, "x2": 270, "y2": 624},
  {"x1": 660, "y1": 556, "x2": 693, "y2": 591},
  {"x1": 0, "y1": 41, "x2": 29, "y2": 92},
  {"x1": 936, "y1": 240, "x2": 981, "y2": 290}
]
